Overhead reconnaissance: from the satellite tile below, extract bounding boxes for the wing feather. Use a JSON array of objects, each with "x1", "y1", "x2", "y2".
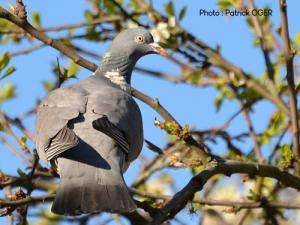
[
  {"x1": 92, "y1": 116, "x2": 129, "y2": 154},
  {"x1": 36, "y1": 86, "x2": 88, "y2": 162}
]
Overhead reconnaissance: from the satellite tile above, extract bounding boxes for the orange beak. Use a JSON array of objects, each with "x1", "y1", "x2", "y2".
[{"x1": 149, "y1": 43, "x2": 168, "y2": 57}]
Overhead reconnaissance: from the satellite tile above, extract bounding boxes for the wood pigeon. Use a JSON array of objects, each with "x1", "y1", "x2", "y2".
[{"x1": 35, "y1": 28, "x2": 167, "y2": 215}]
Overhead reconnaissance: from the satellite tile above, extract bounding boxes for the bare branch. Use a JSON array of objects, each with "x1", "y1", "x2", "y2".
[
  {"x1": 0, "y1": 112, "x2": 33, "y2": 159},
  {"x1": 183, "y1": 32, "x2": 290, "y2": 115},
  {"x1": 110, "y1": 0, "x2": 148, "y2": 28},
  {"x1": 131, "y1": 188, "x2": 300, "y2": 209},
  {"x1": 0, "y1": 194, "x2": 55, "y2": 208},
  {"x1": 1, "y1": 175, "x2": 57, "y2": 191},
  {"x1": 8, "y1": 44, "x2": 45, "y2": 57},
  {"x1": 0, "y1": 6, "x2": 98, "y2": 71},
  {"x1": 131, "y1": 89, "x2": 212, "y2": 160},
  {"x1": 279, "y1": 0, "x2": 300, "y2": 174},
  {"x1": 0, "y1": 136, "x2": 31, "y2": 166},
  {"x1": 248, "y1": 0, "x2": 275, "y2": 83},
  {"x1": 2, "y1": 15, "x2": 121, "y2": 34},
  {"x1": 150, "y1": 160, "x2": 300, "y2": 225}
]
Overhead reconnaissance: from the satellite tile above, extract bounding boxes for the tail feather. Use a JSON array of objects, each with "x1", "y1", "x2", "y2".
[
  {"x1": 52, "y1": 180, "x2": 136, "y2": 215},
  {"x1": 51, "y1": 147, "x2": 136, "y2": 215}
]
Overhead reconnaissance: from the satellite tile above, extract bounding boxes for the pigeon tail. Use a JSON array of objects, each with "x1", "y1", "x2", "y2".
[
  {"x1": 51, "y1": 179, "x2": 136, "y2": 215},
  {"x1": 51, "y1": 147, "x2": 136, "y2": 215}
]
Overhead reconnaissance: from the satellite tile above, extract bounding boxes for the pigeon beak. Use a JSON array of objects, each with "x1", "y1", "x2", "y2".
[{"x1": 149, "y1": 43, "x2": 168, "y2": 57}]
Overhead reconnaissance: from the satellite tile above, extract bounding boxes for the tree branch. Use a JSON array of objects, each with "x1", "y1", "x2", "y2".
[
  {"x1": 131, "y1": 89, "x2": 212, "y2": 160},
  {"x1": 131, "y1": 188, "x2": 300, "y2": 210},
  {"x1": 150, "y1": 160, "x2": 300, "y2": 225},
  {"x1": 0, "y1": 6, "x2": 98, "y2": 71},
  {"x1": 279, "y1": 0, "x2": 300, "y2": 174},
  {"x1": 0, "y1": 194, "x2": 55, "y2": 208},
  {"x1": 131, "y1": 0, "x2": 290, "y2": 115},
  {"x1": 248, "y1": 0, "x2": 275, "y2": 84},
  {"x1": 183, "y1": 32, "x2": 290, "y2": 115},
  {"x1": 231, "y1": 88, "x2": 263, "y2": 162},
  {"x1": 110, "y1": 0, "x2": 148, "y2": 28},
  {"x1": 2, "y1": 15, "x2": 121, "y2": 34}
]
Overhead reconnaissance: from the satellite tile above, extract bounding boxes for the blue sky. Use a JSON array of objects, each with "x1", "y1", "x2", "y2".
[{"x1": 1, "y1": 0, "x2": 300, "y2": 224}]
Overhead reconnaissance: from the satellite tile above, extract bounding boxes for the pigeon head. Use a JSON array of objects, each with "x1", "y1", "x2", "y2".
[
  {"x1": 108, "y1": 28, "x2": 168, "y2": 58},
  {"x1": 97, "y1": 28, "x2": 167, "y2": 86}
]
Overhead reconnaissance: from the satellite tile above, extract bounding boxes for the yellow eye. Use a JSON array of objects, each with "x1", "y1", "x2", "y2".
[{"x1": 135, "y1": 35, "x2": 145, "y2": 43}]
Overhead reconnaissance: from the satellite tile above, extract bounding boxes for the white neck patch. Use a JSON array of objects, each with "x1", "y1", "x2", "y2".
[{"x1": 104, "y1": 69, "x2": 131, "y2": 93}]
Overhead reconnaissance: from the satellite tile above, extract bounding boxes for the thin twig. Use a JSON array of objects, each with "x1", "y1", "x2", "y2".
[
  {"x1": 110, "y1": 0, "x2": 148, "y2": 28},
  {"x1": 0, "y1": 6, "x2": 98, "y2": 71},
  {"x1": 233, "y1": 89, "x2": 263, "y2": 162},
  {"x1": 248, "y1": 0, "x2": 275, "y2": 84},
  {"x1": 2, "y1": 112, "x2": 35, "y2": 141},
  {"x1": 2, "y1": 15, "x2": 122, "y2": 34},
  {"x1": 9, "y1": 44, "x2": 45, "y2": 57},
  {"x1": 0, "y1": 136, "x2": 31, "y2": 166}
]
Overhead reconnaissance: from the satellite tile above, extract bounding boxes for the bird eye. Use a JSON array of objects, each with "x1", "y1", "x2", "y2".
[{"x1": 135, "y1": 35, "x2": 145, "y2": 43}]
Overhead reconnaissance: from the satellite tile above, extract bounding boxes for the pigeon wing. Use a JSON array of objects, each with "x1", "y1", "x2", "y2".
[
  {"x1": 90, "y1": 88, "x2": 143, "y2": 163},
  {"x1": 36, "y1": 86, "x2": 88, "y2": 163},
  {"x1": 92, "y1": 116, "x2": 129, "y2": 155}
]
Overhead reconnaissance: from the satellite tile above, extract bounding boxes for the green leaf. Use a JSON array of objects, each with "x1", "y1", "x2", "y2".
[
  {"x1": 280, "y1": 144, "x2": 292, "y2": 160},
  {"x1": 31, "y1": 12, "x2": 41, "y2": 27},
  {"x1": 0, "y1": 52, "x2": 10, "y2": 72},
  {"x1": 154, "y1": 119, "x2": 182, "y2": 137},
  {"x1": 17, "y1": 168, "x2": 27, "y2": 179},
  {"x1": 253, "y1": 37, "x2": 260, "y2": 47},
  {"x1": 258, "y1": 133, "x2": 271, "y2": 144},
  {"x1": 67, "y1": 28, "x2": 76, "y2": 37},
  {"x1": 214, "y1": 95, "x2": 223, "y2": 112},
  {"x1": 42, "y1": 81, "x2": 55, "y2": 92},
  {"x1": 20, "y1": 135, "x2": 27, "y2": 149},
  {"x1": 247, "y1": 188, "x2": 259, "y2": 201},
  {"x1": 0, "y1": 83, "x2": 16, "y2": 103},
  {"x1": 104, "y1": 0, "x2": 118, "y2": 14},
  {"x1": 67, "y1": 61, "x2": 80, "y2": 78},
  {"x1": 296, "y1": 76, "x2": 300, "y2": 91},
  {"x1": 84, "y1": 10, "x2": 94, "y2": 21},
  {"x1": 0, "y1": 119, "x2": 4, "y2": 131},
  {"x1": 85, "y1": 26, "x2": 101, "y2": 42},
  {"x1": 223, "y1": 89, "x2": 235, "y2": 99},
  {"x1": 270, "y1": 111, "x2": 286, "y2": 131},
  {"x1": 161, "y1": 34, "x2": 177, "y2": 49},
  {"x1": 239, "y1": 89, "x2": 259, "y2": 103},
  {"x1": 295, "y1": 32, "x2": 300, "y2": 45},
  {"x1": 8, "y1": 3, "x2": 15, "y2": 13},
  {"x1": 186, "y1": 72, "x2": 201, "y2": 84},
  {"x1": 129, "y1": 1, "x2": 140, "y2": 11},
  {"x1": 0, "y1": 19, "x2": 11, "y2": 30},
  {"x1": 277, "y1": 144, "x2": 293, "y2": 170},
  {"x1": 218, "y1": 0, "x2": 234, "y2": 11},
  {"x1": 178, "y1": 5, "x2": 187, "y2": 21},
  {"x1": 1, "y1": 66, "x2": 16, "y2": 79},
  {"x1": 165, "y1": 1, "x2": 175, "y2": 17},
  {"x1": 245, "y1": 17, "x2": 254, "y2": 29}
]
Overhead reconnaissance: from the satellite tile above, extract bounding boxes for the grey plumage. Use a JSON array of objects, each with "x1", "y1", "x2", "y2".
[{"x1": 35, "y1": 28, "x2": 167, "y2": 215}]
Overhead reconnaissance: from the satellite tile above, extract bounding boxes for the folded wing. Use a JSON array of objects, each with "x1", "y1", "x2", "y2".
[{"x1": 35, "y1": 86, "x2": 88, "y2": 162}]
